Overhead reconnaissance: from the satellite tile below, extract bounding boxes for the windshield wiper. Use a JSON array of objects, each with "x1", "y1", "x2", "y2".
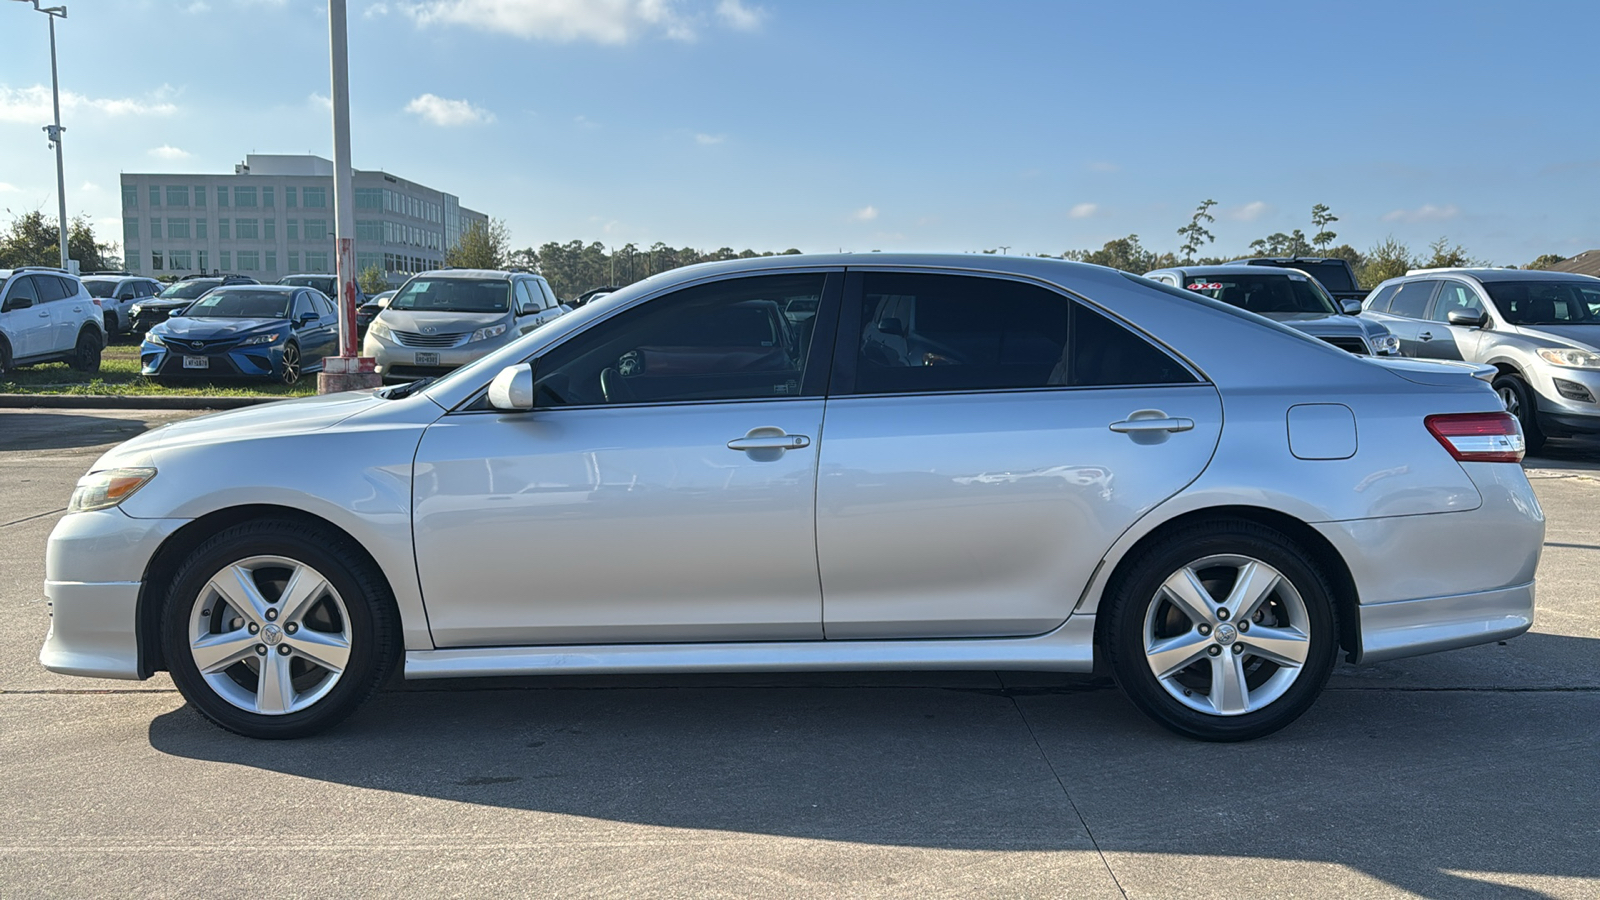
[{"x1": 380, "y1": 377, "x2": 435, "y2": 399}]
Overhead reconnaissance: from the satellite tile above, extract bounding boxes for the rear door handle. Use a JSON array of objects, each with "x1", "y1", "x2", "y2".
[
  {"x1": 1419, "y1": 331, "x2": 1434, "y2": 342},
  {"x1": 728, "y1": 433, "x2": 811, "y2": 451},
  {"x1": 1109, "y1": 414, "x2": 1194, "y2": 434},
  {"x1": 38, "y1": 310, "x2": 50, "y2": 318}
]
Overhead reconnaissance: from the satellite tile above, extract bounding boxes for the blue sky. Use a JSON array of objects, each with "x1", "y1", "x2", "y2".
[{"x1": 2, "y1": 0, "x2": 1598, "y2": 266}]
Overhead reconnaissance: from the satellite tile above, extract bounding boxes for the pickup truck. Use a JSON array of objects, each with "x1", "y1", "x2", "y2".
[{"x1": 1236, "y1": 257, "x2": 1365, "y2": 305}]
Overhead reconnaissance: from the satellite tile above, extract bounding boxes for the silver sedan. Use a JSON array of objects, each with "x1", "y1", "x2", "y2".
[{"x1": 40, "y1": 254, "x2": 1543, "y2": 741}]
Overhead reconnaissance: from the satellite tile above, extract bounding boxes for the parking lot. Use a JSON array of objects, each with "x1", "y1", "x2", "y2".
[{"x1": 1, "y1": 407, "x2": 1596, "y2": 898}]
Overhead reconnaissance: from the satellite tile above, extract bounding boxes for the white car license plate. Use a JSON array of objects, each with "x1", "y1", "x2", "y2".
[
  {"x1": 183, "y1": 356, "x2": 210, "y2": 369},
  {"x1": 414, "y1": 352, "x2": 439, "y2": 366}
]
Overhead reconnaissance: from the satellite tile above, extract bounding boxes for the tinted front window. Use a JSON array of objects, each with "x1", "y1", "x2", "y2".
[
  {"x1": 391, "y1": 278, "x2": 511, "y2": 313},
  {"x1": 159, "y1": 280, "x2": 220, "y2": 300},
  {"x1": 185, "y1": 290, "x2": 291, "y2": 318},
  {"x1": 84, "y1": 281, "x2": 118, "y2": 298},
  {"x1": 853, "y1": 273, "x2": 1194, "y2": 395},
  {"x1": 1486, "y1": 281, "x2": 1600, "y2": 325},
  {"x1": 1430, "y1": 282, "x2": 1484, "y2": 322},
  {"x1": 1185, "y1": 273, "x2": 1336, "y2": 315},
  {"x1": 1387, "y1": 281, "x2": 1437, "y2": 319},
  {"x1": 534, "y1": 274, "x2": 822, "y2": 406}
]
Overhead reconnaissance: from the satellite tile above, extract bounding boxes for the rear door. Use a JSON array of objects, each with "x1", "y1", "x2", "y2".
[
  {"x1": 816, "y1": 269, "x2": 1223, "y2": 639},
  {"x1": 35, "y1": 275, "x2": 83, "y2": 352},
  {"x1": 1370, "y1": 280, "x2": 1438, "y2": 356}
]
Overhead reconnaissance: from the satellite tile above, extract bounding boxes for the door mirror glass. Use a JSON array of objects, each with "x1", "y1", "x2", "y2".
[
  {"x1": 299, "y1": 311, "x2": 319, "y2": 325},
  {"x1": 2, "y1": 296, "x2": 31, "y2": 312},
  {"x1": 1339, "y1": 299, "x2": 1362, "y2": 316},
  {"x1": 1447, "y1": 308, "x2": 1488, "y2": 327},
  {"x1": 877, "y1": 317, "x2": 905, "y2": 336},
  {"x1": 487, "y1": 363, "x2": 535, "y2": 411}
]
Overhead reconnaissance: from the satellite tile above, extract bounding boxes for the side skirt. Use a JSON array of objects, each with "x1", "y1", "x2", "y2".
[{"x1": 406, "y1": 614, "x2": 1097, "y2": 679}]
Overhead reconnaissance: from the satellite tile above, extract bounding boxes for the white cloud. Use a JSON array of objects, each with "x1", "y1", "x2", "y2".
[
  {"x1": 402, "y1": 0, "x2": 696, "y2": 44},
  {"x1": 694, "y1": 132, "x2": 725, "y2": 145},
  {"x1": 1227, "y1": 201, "x2": 1270, "y2": 222},
  {"x1": 80, "y1": 181, "x2": 100, "y2": 191},
  {"x1": 851, "y1": 205, "x2": 878, "y2": 222},
  {"x1": 184, "y1": 1, "x2": 211, "y2": 12},
  {"x1": 716, "y1": 0, "x2": 763, "y2": 30},
  {"x1": 404, "y1": 93, "x2": 495, "y2": 126},
  {"x1": 0, "y1": 182, "x2": 18, "y2": 193},
  {"x1": 309, "y1": 92, "x2": 333, "y2": 110},
  {"x1": 148, "y1": 145, "x2": 192, "y2": 160},
  {"x1": 574, "y1": 114, "x2": 600, "y2": 129},
  {"x1": 365, "y1": 1, "x2": 391, "y2": 16},
  {"x1": 1068, "y1": 203, "x2": 1099, "y2": 219},
  {"x1": 1383, "y1": 203, "x2": 1461, "y2": 223},
  {"x1": 0, "y1": 84, "x2": 178, "y2": 123}
]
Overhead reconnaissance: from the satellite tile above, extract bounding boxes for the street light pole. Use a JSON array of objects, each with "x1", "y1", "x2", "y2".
[{"x1": 12, "y1": 1, "x2": 70, "y2": 270}]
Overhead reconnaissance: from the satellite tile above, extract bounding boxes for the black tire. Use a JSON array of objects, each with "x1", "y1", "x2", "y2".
[
  {"x1": 162, "y1": 519, "x2": 399, "y2": 739},
  {"x1": 1102, "y1": 519, "x2": 1339, "y2": 742},
  {"x1": 1493, "y1": 374, "x2": 1545, "y2": 454},
  {"x1": 69, "y1": 327, "x2": 102, "y2": 373},
  {"x1": 279, "y1": 342, "x2": 301, "y2": 385},
  {"x1": 0, "y1": 337, "x2": 12, "y2": 376},
  {"x1": 104, "y1": 312, "x2": 119, "y2": 338}
]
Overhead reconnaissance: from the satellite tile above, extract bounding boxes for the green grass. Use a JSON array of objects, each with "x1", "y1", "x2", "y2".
[{"x1": 0, "y1": 339, "x2": 317, "y2": 398}]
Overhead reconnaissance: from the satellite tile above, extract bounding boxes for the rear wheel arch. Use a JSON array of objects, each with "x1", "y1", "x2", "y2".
[
  {"x1": 1092, "y1": 505, "x2": 1361, "y2": 663},
  {"x1": 136, "y1": 504, "x2": 400, "y2": 677}
]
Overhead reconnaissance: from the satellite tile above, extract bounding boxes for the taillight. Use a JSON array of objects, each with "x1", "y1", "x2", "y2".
[{"x1": 1425, "y1": 412, "x2": 1525, "y2": 463}]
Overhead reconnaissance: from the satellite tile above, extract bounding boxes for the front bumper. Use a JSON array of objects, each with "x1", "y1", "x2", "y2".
[
  {"x1": 39, "y1": 509, "x2": 187, "y2": 681},
  {"x1": 365, "y1": 331, "x2": 509, "y2": 381},
  {"x1": 140, "y1": 340, "x2": 284, "y2": 380},
  {"x1": 1528, "y1": 365, "x2": 1600, "y2": 434}
]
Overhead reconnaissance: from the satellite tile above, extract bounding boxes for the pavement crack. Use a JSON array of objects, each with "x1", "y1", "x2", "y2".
[{"x1": 1, "y1": 508, "x2": 66, "y2": 528}]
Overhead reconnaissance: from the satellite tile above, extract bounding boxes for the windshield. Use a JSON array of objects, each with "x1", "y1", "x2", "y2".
[
  {"x1": 281, "y1": 276, "x2": 335, "y2": 294},
  {"x1": 84, "y1": 281, "x2": 118, "y2": 298},
  {"x1": 390, "y1": 278, "x2": 510, "y2": 313},
  {"x1": 158, "y1": 280, "x2": 218, "y2": 300},
  {"x1": 1487, "y1": 281, "x2": 1600, "y2": 325},
  {"x1": 182, "y1": 290, "x2": 290, "y2": 319},
  {"x1": 1283, "y1": 260, "x2": 1356, "y2": 293},
  {"x1": 1184, "y1": 273, "x2": 1337, "y2": 315}
]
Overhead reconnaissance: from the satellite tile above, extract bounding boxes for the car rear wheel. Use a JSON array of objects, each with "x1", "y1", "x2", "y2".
[
  {"x1": 279, "y1": 342, "x2": 301, "y2": 385},
  {"x1": 1103, "y1": 520, "x2": 1339, "y2": 742},
  {"x1": 162, "y1": 519, "x2": 399, "y2": 739},
  {"x1": 69, "y1": 327, "x2": 102, "y2": 373},
  {"x1": 104, "y1": 312, "x2": 119, "y2": 338},
  {"x1": 1493, "y1": 374, "x2": 1545, "y2": 453},
  {"x1": 0, "y1": 337, "x2": 12, "y2": 375}
]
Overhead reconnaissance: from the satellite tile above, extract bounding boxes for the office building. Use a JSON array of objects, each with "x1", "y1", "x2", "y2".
[{"x1": 119, "y1": 154, "x2": 489, "y2": 285}]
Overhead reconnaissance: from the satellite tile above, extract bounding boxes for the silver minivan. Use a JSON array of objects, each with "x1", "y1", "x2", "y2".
[
  {"x1": 1363, "y1": 267, "x2": 1600, "y2": 450},
  {"x1": 363, "y1": 268, "x2": 568, "y2": 382}
]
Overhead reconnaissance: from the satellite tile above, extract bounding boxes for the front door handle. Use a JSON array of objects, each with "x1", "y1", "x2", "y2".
[
  {"x1": 1110, "y1": 409, "x2": 1194, "y2": 444},
  {"x1": 1419, "y1": 331, "x2": 1434, "y2": 342},
  {"x1": 728, "y1": 432, "x2": 811, "y2": 451},
  {"x1": 38, "y1": 310, "x2": 50, "y2": 318}
]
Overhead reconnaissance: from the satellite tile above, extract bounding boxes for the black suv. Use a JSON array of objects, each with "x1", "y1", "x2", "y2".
[
  {"x1": 130, "y1": 275, "x2": 257, "y2": 334},
  {"x1": 1236, "y1": 257, "x2": 1364, "y2": 305}
]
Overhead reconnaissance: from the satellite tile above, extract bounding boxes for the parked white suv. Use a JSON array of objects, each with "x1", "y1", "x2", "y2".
[{"x1": 0, "y1": 267, "x2": 107, "y2": 374}]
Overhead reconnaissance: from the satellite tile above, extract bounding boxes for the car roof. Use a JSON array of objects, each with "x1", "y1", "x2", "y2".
[
  {"x1": 209, "y1": 284, "x2": 300, "y2": 293},
  {"x1": 412, "y1": 268, "x2": 517, "y2": 280},
  {"x1": 1404, "y1": 267, "x2": 1600, "y2": 283},
  {"x1": 1147, "y1": 264, "x2": 1308, "y2": 278}
]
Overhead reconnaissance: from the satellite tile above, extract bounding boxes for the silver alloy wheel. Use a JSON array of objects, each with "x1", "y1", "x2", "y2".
[
  {"x1": 1142, "y1": 554, "x2": 1312, "y2": 716},
  {"x1": 1498, "y1": 385, "x2": 1521, "y2": 417},
  {"x1": 281, "y1": 344, "x2": 301, "y2": 383},
  {"x1": 187, "y1": 554, "x2": 352, "y2": 716}
]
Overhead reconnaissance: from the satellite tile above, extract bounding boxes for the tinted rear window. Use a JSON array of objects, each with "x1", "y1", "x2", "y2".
[
  {"x1": 1246, "y1": 259, "x2": 1357, "y2": 292},
  {"x1": 1387, "y1": 281, "x2": 1437, "y2": 319},
  {"x1": 1184, "y1": 273, "x2": 1336, "y2": 314},
  {"x1": 84, "y1": 280, "x2": 118, "y2": 298}
]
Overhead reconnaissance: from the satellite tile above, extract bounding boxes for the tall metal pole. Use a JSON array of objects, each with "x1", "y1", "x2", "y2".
[
  {"x1": 42, "y1": 8, "x2": 69, "y2": 270},
  {"x1": 329, "y1": 0, "x2": 357, "y2": 359}
]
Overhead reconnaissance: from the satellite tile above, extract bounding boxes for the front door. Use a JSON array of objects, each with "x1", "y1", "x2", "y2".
[
  {"x1": 412, "y1": 270, "x2": 842, "y2": 647},
  {"x1": 1417, "y1": 280, "x2": 1486, "y2": 361},
  {"x1": 817, "y1": 270, "x2": 1222, "y2": 639},
  {"x1": 2, "y1": 276, "x2": 52, "y2": 358}
]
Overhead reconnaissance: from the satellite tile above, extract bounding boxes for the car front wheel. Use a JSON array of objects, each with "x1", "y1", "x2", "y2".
[
  {"x1": 1104, "y1": 520, "x2": 1339, "y2": 742},
  {"x1": 162, "y1": 519, "x2": 398, "y2": 739},
  {"x1": 279, "y1": 342, "x2": 301, "y2": 385},
  {"x1": 1493, "y1": 373, "x2": 1545, "y2": 453}
]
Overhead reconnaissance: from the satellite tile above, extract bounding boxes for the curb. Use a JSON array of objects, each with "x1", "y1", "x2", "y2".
[{"x1": 0, "y1": 393, "x2": 288, "y2": 410}]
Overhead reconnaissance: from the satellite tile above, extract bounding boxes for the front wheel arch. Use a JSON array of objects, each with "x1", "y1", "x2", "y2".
[
  {"x1": 1093, "y1": 505, "x2": 1360, "y2": 664},
  {"x1": 136, "y1": 505, "x2": 401, "y2": 678}
]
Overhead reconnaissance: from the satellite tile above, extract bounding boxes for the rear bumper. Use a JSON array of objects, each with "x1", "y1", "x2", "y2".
[{"x1": 1356, "y1": 582, "x2": 1534, "y2": 663}]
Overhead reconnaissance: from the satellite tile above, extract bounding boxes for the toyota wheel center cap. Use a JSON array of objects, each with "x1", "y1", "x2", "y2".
[
  {"x1": 262, "y1": 624, "x2": 284, "y2": 645},
  {"x1": 1214, "y1": 623, "x2": 1237, "y2": 645}
]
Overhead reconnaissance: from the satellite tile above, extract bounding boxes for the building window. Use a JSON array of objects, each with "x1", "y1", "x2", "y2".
[
  {"x1": 236, "y1": 218, "x2": 259, "y2": 240},
  {"x1": 287, "y1": 219, "x2": 299, "y2": 240},
  {"x1": 166, "y1": 186, "x2": 189, "y2": 207},
  {"x1": 217, "y1": 186, "x2": 228, "y2": 208},
  {"x1": 357, "y1": 252, "x2": 380, "y2": 272},
  {"x1": 168, "y1": 218, "x2": 190, "y2": 239},
  {"x1": 264, "y1": 219, "x2": 276, "y2": 240},
  {"x1": 124, "y1": 220, "x2": 138, "y2": 242},
  {"x1": 197, "y1": 249, "x2": 208, "y2": 271},
  {"x1": 196, "y1": 219, "x2": 208, "y2": 239},
  {"x1": 151, "y1": 251, "x2": 164, "y2": 270},
  {"x1": 302, "y1": 186, "x2": 327, "y2": 208},
  {"x1": 305, "y1": 251, "x2": 329, "y2": 272},
  {"x1": 238, "y1": 251, "x2": 260, "y2": 271},
  {"x1": 220, "y1": 250, "x2": 231, "y2": 270},
  {"x1": 170, "y1": 250, "x2": 192, "y2": 271},
  {"x1": 288, "y1": 251, "x2": 300, "y2": 272},
  {"x1": 234, "y1": 186, "x2": 257, "y2": 207},
  {"x1": 150, "y1": 217, "x2": 162, "y2": 239},
  {"x1": 304, "y1": 219, "x2": 328, "y2": 241},
  {"x1": 355, "y1": 188, "x2": 382, "y2": 209},
  {"x1": 218, "y1": 219, "x2": 230, "y2": 240},
  {"x1": 122, "y1": 185, "x2": 137, "y2": 209},
  {"x1": 263, "y1": 187, "x2": 274, "y2": 208},
  {"x1": 356, "y1": 220, "x2": 381, "y2": 242},
  {"x1": 265, "y1": 250, "x2": 277, "y2": 272},
  {"x1": 194, "y1": 185, "x2": 206, "y2": 208},
  {"x1": 285, "y1": 186, "x2": 297, "y2": 208},
  {"x1": 149, "y1": 186, "x2": 161, "y2": 207}
]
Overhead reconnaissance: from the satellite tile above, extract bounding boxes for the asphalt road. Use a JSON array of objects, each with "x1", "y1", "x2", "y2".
[{"x1": 1, "y1": 407, "x2": 1597, "y2": 899}]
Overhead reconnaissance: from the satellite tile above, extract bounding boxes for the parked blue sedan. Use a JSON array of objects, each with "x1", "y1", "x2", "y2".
[{"x1": 141, "y1": 285, "x2": 338, "y2": 385}]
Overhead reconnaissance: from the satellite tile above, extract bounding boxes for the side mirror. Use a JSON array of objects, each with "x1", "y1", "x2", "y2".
[
  {"x1": 3, "y1": 296, "x2": 33, "y2": 312},
  {"x1": 298, "y1": 311, "x2": 319, "y2": 325},
  {"x1": 877, "y1": 317, "x2": 905, "y2": 337},
  {"x1": 1340, "y1": 299, "x2": 1363, "y2": 315},
  {"x1": 1447, "y1": 308, "x2": 1488, "y2": 328},
  {"x1": 487, "y1": 363, "x2": 535, "y2": 411}
]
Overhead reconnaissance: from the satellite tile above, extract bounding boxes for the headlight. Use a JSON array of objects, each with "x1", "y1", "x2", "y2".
[
  {"x1": 1374, "y1": 335, "x2": 1401, "y2": 355},
  {"x1": 130, "y1": 304, "x2": 143, "y2": 315},
  {"x1": 144, "y1": 332, "x2": 166, "y2": 347},
  {"x1": 1537, "y1": 348, "x2": 1600, "y2": 369},
  {"x1": 240, "y1": 333, "x2": 281, "y2": 346},
  {"x1": 469, "y1": 323, "x2": 509, "y2": 342},
  {"x1": 368, "y1": 320, "x2": 393, "y2": 341},
  {"x1": 67, "y1": 467, "x2": 157, "y2": 514}
]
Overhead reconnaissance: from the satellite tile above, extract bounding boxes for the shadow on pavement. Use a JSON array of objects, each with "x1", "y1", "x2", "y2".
[
  {"x1": 147, "y1": 645, "x2": 1599, "y2": 899},
  {"x1": 0, "y1": 411, "x2": 157, "y2": 452}
]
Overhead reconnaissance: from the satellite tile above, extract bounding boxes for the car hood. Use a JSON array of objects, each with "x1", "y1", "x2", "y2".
[
  {"x1": 140, "y1": 297, "x2": 201, "y2": 310},
  {"x1": 1511, "y1": 323, "x2": 1600, "y2": 350},
  {"x1": 155, "y1": 317, "x2": 286, "y2": 339},
  {"x1": 378, "y1": 309, "x2": 508, "y2": 334}
]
